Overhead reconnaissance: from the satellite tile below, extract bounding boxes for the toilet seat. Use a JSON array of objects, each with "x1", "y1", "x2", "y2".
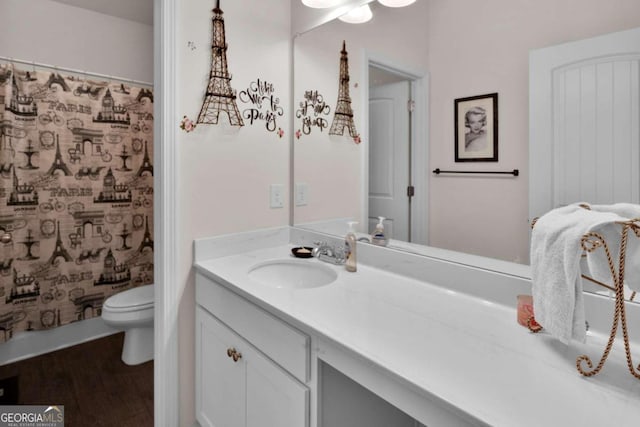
[{"x1": 104, "y1": 285, "x2": 154, "y2": 313}]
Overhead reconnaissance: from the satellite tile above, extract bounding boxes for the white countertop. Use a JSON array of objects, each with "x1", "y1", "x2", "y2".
[{"x1": 195, "y1": 243, "x2": 640, "y2": 427}]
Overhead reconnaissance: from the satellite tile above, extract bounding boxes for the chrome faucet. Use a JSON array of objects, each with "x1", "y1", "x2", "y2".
[{"x1": 312, "y1": 241, "x2": 346, "y2": 265}]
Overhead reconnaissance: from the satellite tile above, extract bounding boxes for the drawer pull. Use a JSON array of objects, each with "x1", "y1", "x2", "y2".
[{"x1": 226, "y1": 347, "x2": 242, "y2": 362}]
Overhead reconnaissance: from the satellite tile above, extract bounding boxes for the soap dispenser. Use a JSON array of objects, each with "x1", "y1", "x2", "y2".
[
  {"x1": 371, "y1": 216, "x2": 388, "y2": 246},
  {"x1": 345, "y1": 221, "x2": 358, "y2": 272}
]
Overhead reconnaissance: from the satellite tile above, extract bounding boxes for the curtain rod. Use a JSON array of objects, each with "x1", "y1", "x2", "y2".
[{"x1": 0, "y1": 55, "x2": 153, "y2": 88}]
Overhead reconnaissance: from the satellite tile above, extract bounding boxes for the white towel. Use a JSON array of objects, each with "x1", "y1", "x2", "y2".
[
  {"x1": 531, "y1": 203, "x2": 624, "y2": 344},
  {"x1": 586, "y1": 204, "x2": 640, "y2": 292}
]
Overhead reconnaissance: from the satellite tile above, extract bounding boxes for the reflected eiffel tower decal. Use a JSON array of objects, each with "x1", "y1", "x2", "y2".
[
  {"x1": 47, "y1": 221, "x2": 73, "y2": 265},
  {"x1": 196, "y1": 0, "x2": 244, "y2": 126},
  {"x1": 46, "y1": 136, "x2": 72, "y2": 176},
  {"x1": 136, "y1": 141, "x2": 153, "y2": 177},
  {"x1": 137, "y1": 216, "x2": 154, "y2": 253},
  {"x1": 329, "y1": 41, "x2": 358, "y2": 138}
]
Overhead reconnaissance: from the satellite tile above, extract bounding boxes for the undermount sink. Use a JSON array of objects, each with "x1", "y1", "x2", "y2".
[{"x1": 248, "y1": 259, "x2": 338, "y2": 289}]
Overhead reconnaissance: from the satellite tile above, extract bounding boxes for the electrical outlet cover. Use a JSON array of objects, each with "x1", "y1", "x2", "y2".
[
  {"x1": 295, "y1": 183, "x2": 309, "y2": 206},
  {"x1": 270, "y1": 184, "x2": 284, "y2": 208}
]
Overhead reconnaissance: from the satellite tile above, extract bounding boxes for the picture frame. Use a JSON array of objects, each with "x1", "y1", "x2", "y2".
[{"x1": 454, "y1": 93, "x2": 498, "y2": 162}]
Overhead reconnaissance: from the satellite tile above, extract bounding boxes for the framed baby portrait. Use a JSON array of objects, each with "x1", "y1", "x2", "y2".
[{"x1": 454, "y1": 93, "x2": 498, "y2": 162}]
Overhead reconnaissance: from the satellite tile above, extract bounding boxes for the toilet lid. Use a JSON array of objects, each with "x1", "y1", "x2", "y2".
[{"x1": 104, "y1": 285, "x2": 154, "y2": 310}]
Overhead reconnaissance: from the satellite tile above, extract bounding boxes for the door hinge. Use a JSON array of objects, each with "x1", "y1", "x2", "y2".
[
  {"x1": 407, "y1": 100, "x2": 415, "y2": 112},
  {"x1": 407, "y1": 185, "x2": 415, "y2": 198}
]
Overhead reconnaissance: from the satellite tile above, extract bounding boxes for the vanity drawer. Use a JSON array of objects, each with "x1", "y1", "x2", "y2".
[{"x1": 196, "y1": 273, "x2": 310, "y2": 382}]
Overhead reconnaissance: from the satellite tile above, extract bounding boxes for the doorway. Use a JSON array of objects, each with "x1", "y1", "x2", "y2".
[{"x1": 364, "y1": 58, "x2": 428, "y2": 245}]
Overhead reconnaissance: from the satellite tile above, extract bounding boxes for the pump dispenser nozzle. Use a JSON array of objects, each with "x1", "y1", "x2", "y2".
[{"x1": 371, "y1": 216, "x2": 388, "y2": 246}]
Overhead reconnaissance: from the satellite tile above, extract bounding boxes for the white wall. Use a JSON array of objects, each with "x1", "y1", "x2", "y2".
[
  {"x1": 0, "y1": 0, "x2": 153, "y2": 82},
  {"x1": 176, "y1": 0, "x2": 291, "y2": 425},
  {"x1": 427, "y1": 0, "x2": 640, "y2": 262}
]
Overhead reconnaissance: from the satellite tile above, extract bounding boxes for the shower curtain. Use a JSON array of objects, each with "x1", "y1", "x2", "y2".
[{"x1": 0, "y1": 64, "x2": 154, "y2": 342}]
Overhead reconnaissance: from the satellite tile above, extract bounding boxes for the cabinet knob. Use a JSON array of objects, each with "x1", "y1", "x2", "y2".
[{"x1": 226, "y1": 347, "x2": 242, "y2": 362}]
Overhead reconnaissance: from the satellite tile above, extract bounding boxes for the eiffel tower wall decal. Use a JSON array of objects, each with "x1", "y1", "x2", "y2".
[
  {"x1": 0, "y1": 63, "x2": 154, "y2": 342},
  {"x1": 329, "y1": 41, "x2": 359, "y2": 141},
  {"x1": 197, "y1": 0, "x2": 244, "y2": 126}
]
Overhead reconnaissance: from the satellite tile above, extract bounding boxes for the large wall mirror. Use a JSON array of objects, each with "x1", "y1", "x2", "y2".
[{"x1": 292, "y1": 0, "x2": 640, "y2": 268}]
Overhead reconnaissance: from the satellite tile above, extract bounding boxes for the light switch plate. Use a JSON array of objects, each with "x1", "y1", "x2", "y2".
[
  {"x1": 270, "y1": 184, "x2": 284, "y2": 208},
  {"x1": 295, "y1": 183, "x2": 308, "y2": 206}
]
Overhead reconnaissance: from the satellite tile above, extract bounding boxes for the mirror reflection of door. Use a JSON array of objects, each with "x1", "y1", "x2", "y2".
[
  {"x1": 368, "y1": 65, "x2": 413, "y2": 241},
  {"x1": 530, "y1": 27, "x2": 640, "y2": 221}
]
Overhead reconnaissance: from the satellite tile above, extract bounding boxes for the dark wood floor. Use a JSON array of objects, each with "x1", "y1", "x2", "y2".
[{"x1": 0, "y1": 333, "x2": 153, "y2": 427}]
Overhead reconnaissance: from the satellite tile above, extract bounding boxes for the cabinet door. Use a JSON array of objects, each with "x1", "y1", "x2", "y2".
[
  {"x1": 196, "y1": 307, "x2": 246, "y2": 427},
  {"x1": 246, "y1": 347, "x2": 309, "y2": 427}
]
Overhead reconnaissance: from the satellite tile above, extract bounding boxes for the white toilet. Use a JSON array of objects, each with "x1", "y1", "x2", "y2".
[{"x1": 102, "y1": 284, "x2": 154, "y2": 365}]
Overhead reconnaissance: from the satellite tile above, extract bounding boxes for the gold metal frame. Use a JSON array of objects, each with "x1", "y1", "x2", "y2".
[{"x1": 532, "y1": 210, "x2": 640, "y2": 378}]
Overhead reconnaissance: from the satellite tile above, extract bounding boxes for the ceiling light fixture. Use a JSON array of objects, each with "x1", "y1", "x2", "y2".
[
  {"x1": 302, "y1": 0, "x2": 342, "y2": 8},
  {"x1": 378, "y1": 0, "x2": 416, "y2": 7},
  {"x1": 338, "y1": 4, "x2": 373, "y2": 24}
]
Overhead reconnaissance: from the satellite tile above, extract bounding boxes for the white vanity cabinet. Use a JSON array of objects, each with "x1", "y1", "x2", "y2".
[
  {"x1": 193, "y1": 234, "x2": 640, "y2": 427},
  {"x1": 195, "y1": 273, "x2": 310, "y2": 427}
]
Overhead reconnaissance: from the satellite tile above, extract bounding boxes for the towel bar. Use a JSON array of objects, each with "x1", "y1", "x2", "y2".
[{"x1": 432, "y1": 168, "x2": 519, "y2": 176}]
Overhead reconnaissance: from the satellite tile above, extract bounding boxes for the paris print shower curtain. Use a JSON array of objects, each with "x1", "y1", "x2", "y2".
[{"x1": 0, "y1": 64, "x2": 154, "y2": 341}]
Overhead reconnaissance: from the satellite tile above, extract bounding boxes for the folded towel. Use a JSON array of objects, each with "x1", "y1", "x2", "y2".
[
  {"x1": 586, "y1": 204, "x2": 640, "y2": 292},
  {"x1": 531, "y1": 203, "x2": 626, "y2": 344}
]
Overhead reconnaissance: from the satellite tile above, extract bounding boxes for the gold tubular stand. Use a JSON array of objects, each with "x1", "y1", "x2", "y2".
[{"x1": 532, "y1": 213, "x2": 640, "y2": 379}]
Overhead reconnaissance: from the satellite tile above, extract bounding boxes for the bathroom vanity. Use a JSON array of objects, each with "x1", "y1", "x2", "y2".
[{"x1": 193, "y1": 227, "x2": 640, "y2": 427}]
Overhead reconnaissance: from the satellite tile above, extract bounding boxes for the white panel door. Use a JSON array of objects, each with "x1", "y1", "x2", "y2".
[
  {"x1": 246, "y1": 345, "x2": 309, "y2": 427},
  {"x1": 196, "y1": 307, "x2": 246, "y2": 427},
  {"x1": 196, "y1": 306, "x2": 309, "y2": 427},
  {"x1": 530, "y1": 27, "x2": 640, "y2": 220},
  {"x1": 369, "y1": 81, "x2": 411, "y2": 240}
]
